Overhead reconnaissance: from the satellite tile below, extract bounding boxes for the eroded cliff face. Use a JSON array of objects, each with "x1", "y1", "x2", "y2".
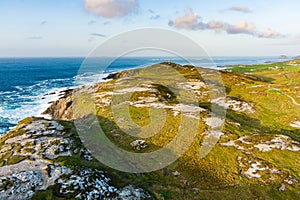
[
  {"x1": 43, "y1": 89, "x2": 73, "y2": 121},
  {"x1": 42, "y1": 68, "x2": 140, "y2": 121}
]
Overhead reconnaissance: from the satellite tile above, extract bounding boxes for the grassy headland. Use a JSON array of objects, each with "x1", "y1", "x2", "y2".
[{"x1": 0, "y1": 60, "x2": 299, "y2": 199}]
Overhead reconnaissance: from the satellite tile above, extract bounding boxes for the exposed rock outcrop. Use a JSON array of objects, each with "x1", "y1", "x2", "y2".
[
  {"x1": 43, "y1": 89, "x2": 73, "y2": 120},
  {"x1": 103, "y1": 70, "x2": 137, "y2": 80},
  {"x1": 0, "y1": 118, "x2": 152, "y2": 200}
]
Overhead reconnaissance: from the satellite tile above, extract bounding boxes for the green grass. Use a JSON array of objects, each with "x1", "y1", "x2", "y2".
[
  {"x1": 152, "y1": 84, "x2": 178, "y2": 103},
  {"x1": 255, "y1": 149, "x2": 300, "y2": 179},
  {"x1": 227, "y1": 62, "x2": 286, "y2": 73},
  {"x1": 92, "y1": 62, "x2": 300, "y2": 199},
  {"x1": 22, "y1": 147, "x2": 35, "y2": 154},
  {"x1": 267, "y1": 89, "x2": 282, "y2": 95},
  {"x1": 6, "y1": 155, "x2": 27, "y2": 165},
  {"x1": 0, "y1": 152, "x2": 12, "y2": 166}
]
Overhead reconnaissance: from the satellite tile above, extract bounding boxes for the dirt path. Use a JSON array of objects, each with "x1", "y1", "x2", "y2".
[{"x1": 272, "y1": 88, "x2": 300, "y2": 107}]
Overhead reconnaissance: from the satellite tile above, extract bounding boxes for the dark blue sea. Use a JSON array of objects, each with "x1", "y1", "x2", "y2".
[{"x1": 0, "y1": 56, "x2": 289, "y2": 134}]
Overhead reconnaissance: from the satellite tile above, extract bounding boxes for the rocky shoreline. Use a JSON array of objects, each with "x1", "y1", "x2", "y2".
[
  {"x1": 42, "y1": 89, "x2": 74, "y2": 121},
  {"x1": 0, "y1": 68, "x2": 157, "y2": 199}
]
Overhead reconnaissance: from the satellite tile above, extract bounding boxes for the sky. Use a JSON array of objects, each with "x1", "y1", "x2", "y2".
[{"x1": 1, "y1": 0, "x2": 300, "y2": 57}]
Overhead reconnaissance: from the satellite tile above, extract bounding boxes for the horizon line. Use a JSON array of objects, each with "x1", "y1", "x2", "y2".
[{"x1": 0, "y1": 55, "x2": 294, "y2": 59}]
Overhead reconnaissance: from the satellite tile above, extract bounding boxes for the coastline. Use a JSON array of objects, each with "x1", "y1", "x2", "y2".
[
  {"x1": 0, "y1": 60, "x2": 299, "y2": 199},
  {"x1": 30, "y1": 57, "x2": 298, "y2": 122},
  {"x1": 0, "y1": 57, "x2": 294, "y2": 135}
]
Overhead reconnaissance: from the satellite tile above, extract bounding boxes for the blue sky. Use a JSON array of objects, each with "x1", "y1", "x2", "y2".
[{"x1": 1, "y1": 0, "x2": 300, "y2": 57}]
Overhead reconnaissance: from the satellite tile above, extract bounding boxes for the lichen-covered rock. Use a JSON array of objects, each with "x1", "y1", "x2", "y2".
[
  {"x1": 212, "y1": 96, "x2": 255, "y2": 113},
  {"x1": 115, "y1": 185, "x2": 152, "y2": 200},
  {"x1": 57, "y1": 167, "x2": 117, "y2": 199},
  {"x1": 0, "y1": 170, "x2": 43, "y2": 200},
  {"x1": 0, "y1": 118, "x2": 153, "y2": 200},
  {"x1": 221, "y1": 135, "x2": 300, "y2": 153},
  {"x1": 290, "y1": 120, "x2": 300, "y2": 129},
  {"x1": 130, "y1": 140, "x2": 147, "y2": 150}
]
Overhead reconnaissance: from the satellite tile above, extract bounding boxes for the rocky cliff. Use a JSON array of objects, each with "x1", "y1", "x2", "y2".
[{"x1": 42, "y1": 89, "x2": 74, "y2": 121}]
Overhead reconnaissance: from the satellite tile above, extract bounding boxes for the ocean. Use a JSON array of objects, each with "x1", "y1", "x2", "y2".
[{"x1": 0, "y1": 56, "x2": 289, "y2": 134}]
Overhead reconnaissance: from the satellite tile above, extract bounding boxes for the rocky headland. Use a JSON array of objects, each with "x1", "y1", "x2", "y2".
[{"x1": 0, "y1": 61, "x2": 300, "y2": 199}]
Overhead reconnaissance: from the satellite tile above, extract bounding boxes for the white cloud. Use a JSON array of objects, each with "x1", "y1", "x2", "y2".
[
  {"x1": 258, "y1": 28, "x2": 281, "y2": 38},
  {"x1": 84, "y1": 0, "x2": 138, "y2": 18},
  {"x1": 225, "y1": 21, "x2": 256, "y2": 35},
  {"x1": 169, "y1": 12, "x2": 206, "y2": 30},
  {"x1": 169, "y1": 10, "x2": 283, "y2": 39},
  {"x1": 229, "y1": 6, "x2": 251, "y2": 13},
  {"x1": 208, "y1": 21, "x2": 224, "y2": 32}
]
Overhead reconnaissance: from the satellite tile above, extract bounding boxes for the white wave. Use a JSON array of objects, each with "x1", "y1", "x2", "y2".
[
  {"x1": 0, "y1": 71, "x2": 113, "y2": 134},
  {"x1": 0, "y1": 86, "x2": 71, "y2": 127},
  {"x1": 15, "y1": 86, "x2": 23, "y2": 91}
]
